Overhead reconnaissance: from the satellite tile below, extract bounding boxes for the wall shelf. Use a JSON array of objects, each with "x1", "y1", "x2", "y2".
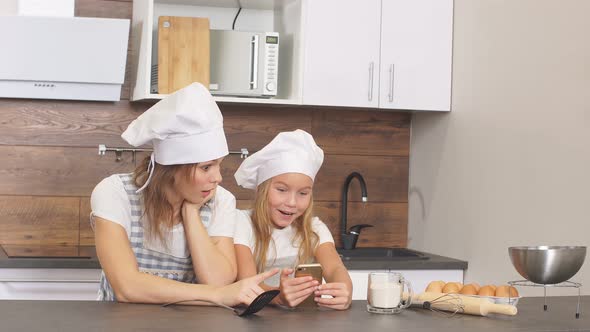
[{"x1": 130, "y1": 0, "x2": 304, "y2": 104}]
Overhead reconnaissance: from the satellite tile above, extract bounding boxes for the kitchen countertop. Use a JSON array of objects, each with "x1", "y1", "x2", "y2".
[
  {"x1": 0, "y1": 245, "x2": 467, "y2": 270},
  {"x1": 341, "y1": 251, "x2": 467, "y2": 270},
  {"x1": 0, "y1": 297, "x2": 586, "y2": 331}
]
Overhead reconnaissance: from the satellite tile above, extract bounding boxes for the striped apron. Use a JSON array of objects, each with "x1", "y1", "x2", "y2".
[{"x1": 97, "y1": 173, "x2": 212, "y2": 301}]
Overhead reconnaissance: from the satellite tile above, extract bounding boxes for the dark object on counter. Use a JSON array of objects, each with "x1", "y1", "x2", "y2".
[
  {"x1": 236, "y1": 290, "x2": 280, "y2": 316},
  {"x1": 162, "y1": 289, "x2": 280, "y2": 317},
  {"x1": 340, "y1": 172, "x2": 371, "y2": 250}
]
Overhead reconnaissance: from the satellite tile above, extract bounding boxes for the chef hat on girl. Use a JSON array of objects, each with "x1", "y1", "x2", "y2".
[
  {"x1": 234, "y1": 129, "x2": 324, "y2": 190},
  {"x1": 121, "y1": 82, "x2": 228, "y2": 192}
]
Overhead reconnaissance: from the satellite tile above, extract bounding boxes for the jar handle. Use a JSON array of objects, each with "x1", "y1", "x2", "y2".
[{"x1": 401, "y1": 278, "x2": 413, "y2": 309}]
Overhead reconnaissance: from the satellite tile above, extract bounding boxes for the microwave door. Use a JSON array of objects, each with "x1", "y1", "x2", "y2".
[{"x1": 210, "y1": 31, "x2": 261, "y2": 96}]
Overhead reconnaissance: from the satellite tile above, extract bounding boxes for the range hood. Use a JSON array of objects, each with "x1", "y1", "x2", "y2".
[{"x1": 0, "y1": 16, "x2": 130, "y2": 101}]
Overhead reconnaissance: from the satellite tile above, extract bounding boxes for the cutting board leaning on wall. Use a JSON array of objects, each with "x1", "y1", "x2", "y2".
[{"x1": 158, "y1": 16, "x2": 210, "y2": 94}]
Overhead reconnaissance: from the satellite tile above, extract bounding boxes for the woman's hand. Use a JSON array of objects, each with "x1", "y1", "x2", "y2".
[
  {"x1": 314, "y1": 282, "x2": 352, "y2": 310},
  {"x1": 181, "y1": 190, "x2": 214, "y2": 226},
  {"x1": 277, "y1": 268, "x2": 319, "y2": 308},
  {"x1": 214, "y1": 268, "x2": 279, "y2": 307}
]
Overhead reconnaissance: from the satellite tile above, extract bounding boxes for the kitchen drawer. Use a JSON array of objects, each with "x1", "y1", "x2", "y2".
[{"x1": 0, "y1": 268, "x2": 100, "y2": 300}]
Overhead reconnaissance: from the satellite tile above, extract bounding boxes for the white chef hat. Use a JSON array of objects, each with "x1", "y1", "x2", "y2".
[
  {"x1": 234, "y1": 129, "x2": 324, "y2": 190},
  {"x1": 121, "y1": 82, "x2": 228, "y2": 192}
]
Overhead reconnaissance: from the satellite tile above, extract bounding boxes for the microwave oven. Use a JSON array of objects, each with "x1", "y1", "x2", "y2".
[{"x1": 209, "y1": 30, "x2": 279, "y2": 98}]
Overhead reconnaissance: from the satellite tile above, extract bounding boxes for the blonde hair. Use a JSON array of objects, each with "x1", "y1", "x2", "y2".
[
  {"x1": 133, "y1": 155, "x2": 198, "y2": 245},
  {"x1": 251, "y1": 179, "x2": 319, "y2": 273}
]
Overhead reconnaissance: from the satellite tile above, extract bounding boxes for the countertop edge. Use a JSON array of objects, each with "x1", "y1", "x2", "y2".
[{"x1": 0, "y1": 250, "x2": 467, "y2": 271}]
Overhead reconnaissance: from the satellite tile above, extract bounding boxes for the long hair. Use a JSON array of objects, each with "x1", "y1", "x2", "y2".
[
  {"x1": 133, "y1": 155, "x2": 198, "y2": 246},
  {"x1": 251, "y1": 179, "x2": 319, "y2": 273}
]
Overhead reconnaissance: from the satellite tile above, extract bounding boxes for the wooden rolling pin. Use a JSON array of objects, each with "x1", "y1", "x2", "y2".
[{"x1": 407, "y1": 292, "x2": 517, "y2": 317}]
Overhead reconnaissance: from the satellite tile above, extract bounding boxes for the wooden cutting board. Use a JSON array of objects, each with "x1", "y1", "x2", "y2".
[{"x1": 157, "y1": 16, "x2": 210, "y2": 94}]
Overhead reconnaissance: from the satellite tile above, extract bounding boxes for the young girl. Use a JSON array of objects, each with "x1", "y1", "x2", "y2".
[
  {"x1": 91, "y1": 83, "x2": 277, "y2": 307},
  {"x1": 233, "y1": 129, "x2": 352, "y2": 310}
]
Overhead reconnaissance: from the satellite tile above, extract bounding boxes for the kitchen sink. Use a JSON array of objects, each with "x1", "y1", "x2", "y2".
[{"x1": 337, "y1": 247, "x2": 428, "y2": 260}]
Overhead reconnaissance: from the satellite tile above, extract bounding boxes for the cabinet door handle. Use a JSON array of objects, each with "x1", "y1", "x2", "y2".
[
  {"x1": 388, "y1": 64, "x2": 395, "y2": 102},
  {"x1": 249, "y1": 35, "x2": 259, "y2": 90},
  {"x1": 368, "y1": 62, "x2": 374, "y2": 101}
]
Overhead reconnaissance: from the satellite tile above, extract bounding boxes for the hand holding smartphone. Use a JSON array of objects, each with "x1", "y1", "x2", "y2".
[{"x1": 294, "y1": 263, "x2": 323, "y2": 307}]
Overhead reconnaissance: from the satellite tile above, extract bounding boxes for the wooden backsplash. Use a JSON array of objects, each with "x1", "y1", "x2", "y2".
[{"x1": 0, "y1": 0, "x2": 410, "y2": 250}]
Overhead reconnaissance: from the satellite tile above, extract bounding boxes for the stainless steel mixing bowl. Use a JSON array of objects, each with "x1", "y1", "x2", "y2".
[{"x1": 509, "y1": 246, "x2": 586, "y2": 284}]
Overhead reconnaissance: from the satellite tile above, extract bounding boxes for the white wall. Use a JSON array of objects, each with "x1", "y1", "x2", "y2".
[{"x1": 409, "y1": 0, "x2": 590, "y2": 296}]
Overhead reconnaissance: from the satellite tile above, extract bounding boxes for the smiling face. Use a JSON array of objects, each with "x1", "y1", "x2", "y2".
[
  {"x1": 266, "y1": 173, "x2": 314, "y2": 229},
  {"x1": 173, "y1": 157, "x2": 224, "y2": 205}
]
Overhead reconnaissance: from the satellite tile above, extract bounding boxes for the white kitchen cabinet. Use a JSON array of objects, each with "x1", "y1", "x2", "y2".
[
  {"x1": 301, "y1": 0, "x2": 381, "y2": 108},
  {"x1": 348, "y1": 269, "x2": 463, "y2": 300},
  {"x1": 130, "y1": 0, "x2": 305, "y2": 104},
  {"x1": 130, "y1": 0, "x2": 452, "y2": 110},
  {"x1": 302, "y1": 0, "x2": 453, "y2": 111},
  {"x1": 0, "y1": 269, "x2": 100, "y2": 300},
  {"x1": 378, "y1": 0, "x2": 453, "y2": 111}
]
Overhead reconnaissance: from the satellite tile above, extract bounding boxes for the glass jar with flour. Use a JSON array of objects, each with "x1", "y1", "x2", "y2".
[{"x1": 367, "y1": 272, "x2": 413, "y2": 314}]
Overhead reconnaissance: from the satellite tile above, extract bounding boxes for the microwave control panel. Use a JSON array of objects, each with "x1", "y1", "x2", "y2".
[{"x1": 262, "y1": 33, "x2": 279, "y2": 96}]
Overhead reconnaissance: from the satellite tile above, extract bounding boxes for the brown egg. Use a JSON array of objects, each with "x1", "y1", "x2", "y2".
[
  {"x1": 478, "y1": 285, "x2": 495, "y2": 297},
  {"x1": 425, "y1": 280, "x2": 445, "y2": 293},
  {"x1": 495, "y1": 285, "x2": 519, "y2": 297},
  {"x1": 489, "y1": 284, "x2": 497, "y2": 292},
  {"x1": 459, "y1": 284, "x2": 478, "y2": 295},
  {"x1": 471, "y1": 282, "x2": 481, "y2": 292},
  {"x1": 442, "y1": 282, "x2": 461, "y2": 294}
]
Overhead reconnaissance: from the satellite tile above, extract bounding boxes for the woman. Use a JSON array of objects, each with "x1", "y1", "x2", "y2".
[
  {"x1": 233, "y1": 130, "x2": 352, "y2": 310},
  {"x1": 91, "y1": 83, "x2": 276, "y2": 306}
]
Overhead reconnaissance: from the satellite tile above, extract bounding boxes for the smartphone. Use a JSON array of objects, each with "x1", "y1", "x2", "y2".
[{"x1": 294, "y1": 263, "x2": 323, "y2": 307}]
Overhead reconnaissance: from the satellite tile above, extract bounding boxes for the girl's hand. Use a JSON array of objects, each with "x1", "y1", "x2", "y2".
[
  {"x1": 314, "y1": 282, "x2": 352, "y2": 310},
  {"x1": 215, "y1": 268, "x2": 279, "y2": 307},
  {"x1": 278, "y1": 268, "x2": 319, "y2": 307}
]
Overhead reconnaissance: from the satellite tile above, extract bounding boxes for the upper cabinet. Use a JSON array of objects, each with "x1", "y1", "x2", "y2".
[
  {"x1": 301, "y1": 0, "x2": 453, "y2": 111},
  {"x1": 301, "y1": 0, "x2": 381, "y2": 108},
  {"x1": 130, "y1": 0, "x2": 453, "y2": 111},
  {"x1": 378, "y1": 0, "x2": 453, "y2": 111}
]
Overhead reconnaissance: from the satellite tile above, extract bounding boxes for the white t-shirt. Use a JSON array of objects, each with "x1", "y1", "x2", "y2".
[
  {"x1": 233, "y1": 209, "x2": 334, "y2": 286},
  {"x1": 90, "y1": 174, "x2": 237, "y2": 258}
]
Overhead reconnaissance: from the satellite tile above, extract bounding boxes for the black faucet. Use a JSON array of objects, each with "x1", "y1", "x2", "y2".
[{"x1": 341, "y1": 172, "x2": 372, "y2": 250}]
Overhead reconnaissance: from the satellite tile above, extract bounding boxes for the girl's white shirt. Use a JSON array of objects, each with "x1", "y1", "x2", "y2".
[
  {"x1": 90, "y1": 174, "x2": 237, "y2": 258},
  {"x1": 233, "y1": 209, "x2": 334, "y2": 286}
]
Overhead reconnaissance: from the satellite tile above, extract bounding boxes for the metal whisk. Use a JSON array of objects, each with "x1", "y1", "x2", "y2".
[{"x1": 418, "y1": 293, "x2": 465, "y2": 317}]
